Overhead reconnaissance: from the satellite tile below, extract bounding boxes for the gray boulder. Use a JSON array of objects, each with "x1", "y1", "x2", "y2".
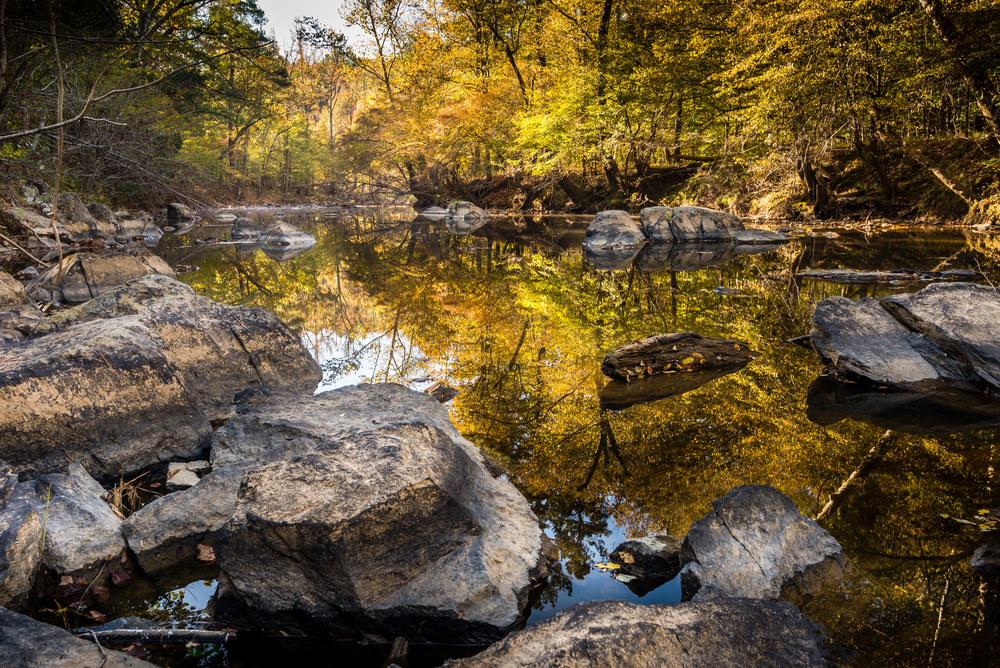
[
  {"x1": 57, "y1": 194, "x2": 117, "y2": 238},
  {"x1": 35, "y1": 275, "x2": 322, "y2": 417},
  {"x1": 417, "y1": 206, "x2": 448, "y2": 219},
  {"x1": 640, "y1": 205, "x2": 745, "y2": 242},
  {"x1": 639, "y1": 206, "x2": 676, "y2": 242},
  {"x1": 116, "y1": 219, "x2": 163, "y2": 241},
  {"x1": 0, "y1": 477, "x2": 42, "y2": 611},
  {"x1": 680, "y1": 485, "x2": 848, "y2": 602},
  {"x1": 440, "y1": 599, "x2": 826, "y2": 668},
  {"x1": 213, "y1": 384, "x2": 545, "y2": 644},
  {"x1": 87, "y1": 202, "x2": 117, "y2": 226},
  {"x1": 810, "y1": 283, "x2": 1000, "y2": 391},
  {"x1": 0, "y1": 316, "x2": 211, "y2": 480},
  {"x1": 735, "y1": 228, "x2": 788, "y2": 244},
  {"x1": 446, "y1": 201, "x2": 490, "y2": 220},
  {"x1": 0, "y1": 606, "x2": 159, "y2": 668},
  {"x1": 165, "y1": 202, "x2": 197, "y2": 220},
  {"x1": 231, "y1": 217, "x2": 264, "y2": 240},
  {"x1": 0, "y1": 270, "x2": 43, "y2": 340},
  {"x1": 26, "y1": 463, "x2": 124, "y2": 577},
  {"x1": 25, "y1": 252, "x2": 176, "y2": 304},
  {"x1": 257, "y1": 222, "x2": 316, "y2": 246},
  {"x1": 583, "y1": 210, "x2": 644, "y2": 249}
]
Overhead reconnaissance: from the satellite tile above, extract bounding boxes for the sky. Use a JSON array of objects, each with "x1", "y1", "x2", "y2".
[{"x1": 255, "y1": 0, "x2": 359, "y2": 49}]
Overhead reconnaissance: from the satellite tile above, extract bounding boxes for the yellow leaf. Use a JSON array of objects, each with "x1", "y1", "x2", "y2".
[
  {"x1": 682, "y1": 357, "x2": 694, "y2": 365},
  {"x1": 734, "y1": 343, "x2": 740, "y2": 350},
  {"x1": 605, "y1": 562, "x2": 621, "y2": 570}
]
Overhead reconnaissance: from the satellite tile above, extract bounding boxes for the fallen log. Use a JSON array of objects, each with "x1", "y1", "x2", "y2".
[
  {"x1": 73, "y1": 628, "x2": 237, "y2": 644},
  {"x1": 601, "y1": 332, "x2": 756, "y2": 383}
]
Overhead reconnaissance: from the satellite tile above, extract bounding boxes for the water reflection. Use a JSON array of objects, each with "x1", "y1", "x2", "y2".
[{"x1": 152, "y1": 207, "x2": 1000, "y2": 667}]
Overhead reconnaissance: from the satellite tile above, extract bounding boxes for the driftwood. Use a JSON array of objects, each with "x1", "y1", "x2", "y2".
[
  {"x1": 600, "y1": 332, "x2": 755, "y2": 383},
  {"x1": 74, "y1": 628, "x2": 237, "y2": 644}
]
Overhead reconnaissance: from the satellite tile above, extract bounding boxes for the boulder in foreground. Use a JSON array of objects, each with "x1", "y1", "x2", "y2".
[
  {"x1": 440, "y1": 599, "x2": 826, "y2": 668},
  {"x1": 680, "y1": 485, "x2": 849, "y2": 602},
  {"x1": 809, "y1": 283, "x2": 1000, "y2": 391},
  {"x1": 25, "y1": 252, "x2": 175, "y2": 304},
  {"x1": 213, "y1": 384, "x2": 546, "y2": 644}
]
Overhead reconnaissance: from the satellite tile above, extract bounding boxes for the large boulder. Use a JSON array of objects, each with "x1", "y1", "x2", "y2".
[
  {"x1": 440, "y1": 599, "x2": 826, "y2": 668},
  {"x1": 583, "y1": 210, "x2": 645, "y2": 249},
  {"x1": 256, "y1": 222, "x2": 316, "y2": 246},
  {"x1": 640, "y1": 205, "x2": 745, "y2": 242},
  {"x1": 25, "y1": 252, "x2": 175, "y2": 304},
  {"x1": 25, "y1": 463, "x2": 125, "y2": 578},
  {"x1": 446, "y1": 201, "x2": 490, "y2": 220},
  {"x1": 680, "y1": 485, "x2": 848, "y2": 602},
  {"x1": 115, "y1": 219, "x2": 163, "y2": 241},
  {"x1": 212, "y1": 384, "x2": 546, "y2": 644},
  {"x1": 165, "y1": 202, "x2": 197, "y2": 220},
  {"x1": 609, "y1": 535, "x2": 684, "y2": 579},
  {"x1": 35, "y1": 275, "x2": 322, "y2": 416},
  {"x1": 0, "y1": 471, "x2": 42, "y2": 611},
  {"x1": 809, "y1": 283, "x2": 1000, "y2": 391},
  {"x1": 0, "y1": 316, "x2": 212, "y2": 480},
  {"x1": 0, "y1": 606, "x2": 159, "y2": 668},
  {"x1": 56, "y1": 193, "x2": 117, "y2": 238}
]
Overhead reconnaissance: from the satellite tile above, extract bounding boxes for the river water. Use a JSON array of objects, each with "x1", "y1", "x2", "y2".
[{"x1": 54, "y1": 208, "x2": 1000, "y2": 666}]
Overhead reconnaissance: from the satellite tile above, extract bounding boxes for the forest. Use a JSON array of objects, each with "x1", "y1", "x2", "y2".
[{"x1": 1, "y1": 0, "x2": 1000, "y2": 220}]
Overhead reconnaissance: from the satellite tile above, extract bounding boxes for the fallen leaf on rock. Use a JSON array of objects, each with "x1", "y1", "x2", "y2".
[
  {"x1": 122, "y1": 645, "x2": 150, "y2": 660},
  {"x1": 176, "y1": 546, "x2": 185, "y2": 559},
  {"x1": 195, "y1": 544, "x2": 216, "y2": 563}
]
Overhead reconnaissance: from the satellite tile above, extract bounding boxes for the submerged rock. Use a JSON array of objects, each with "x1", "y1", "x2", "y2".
[
  {"x1": 680, "y1": 485, "x2": 848, "y2": 602},
  {"x1": 609, "y1": 535, "x2": 684, "y2": 579},
  {"x1": 734, "y1": 228, "x2": 788, "y2": 244},
  {"x1": 971, "y1": 543, "x2": 1000, "y2": 575},
  {"x1": 809, "y1": 283, "x2": 1000, "y2": 391},
  {"x1": 25, "y1": 252, "x2": 175, "y2": 304},
  {"x1": 583, "y1": 210, "x2": 644, "y2": 249},
  {"x1": 440, "y1": 599, "x2": 826, "y2": 668},
  {"x1": 256, "y1": 221, "x2": 316, "y2": 246},
  {"x1": 601, "y1": 332, "x2": 754, "y2": 383},
  {"x1": 212, "y1": 384, "x2": 546, "y2": 644},
  {"x1": 0, "y1": 606, "x2": 159, "y2": 667}
]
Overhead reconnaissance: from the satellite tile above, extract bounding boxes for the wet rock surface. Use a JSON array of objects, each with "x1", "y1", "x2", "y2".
[
  {"x1": 25, "y1": 252, "x2": 175, "y2": 304},
  {"x1": 446, "y1": 201, "x2": 490, "y2": 220},
  {"x1": 212, "y1": 384, "x2": 545, "y2": 644},
  {"x1": 810, "y1": 283, "x2": 1000, "y2": 391},
  {"x1": 231, "y1": 217, "x2": 264, "y2": 240},
  {"x1": 0, "y1": 606, "x2": 159, "y2": 667},
  {"x1": 680, "y1": 485, "x2": 847, "y2": 602},
  {"x1": 601, "y1": 332, "x2": 754, "y2": 383},
  {"x1": 599, "y1": 361, "x2": 749, "y2": 410},
  {"x1": 639, "y1": 205, "x2": 745, "y2": 242},
  {"x1": 583, "y1": 210, "x2": 645, "y2": 249},
  {"x1": 440, "y1": 599, "x2": 826, "y2": 668},
  {"x1": 165, "y1": 203, "x2": 197, "y2": 220}
]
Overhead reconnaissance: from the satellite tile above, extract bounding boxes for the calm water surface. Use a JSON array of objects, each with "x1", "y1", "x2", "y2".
[{"x1": 66, "y1": 208, "x2": 1000, "y2": 666}]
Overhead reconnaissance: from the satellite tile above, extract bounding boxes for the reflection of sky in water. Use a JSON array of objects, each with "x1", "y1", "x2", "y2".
[{"x1": 528, "y1": 520, "x2": 681, "y2": 625}]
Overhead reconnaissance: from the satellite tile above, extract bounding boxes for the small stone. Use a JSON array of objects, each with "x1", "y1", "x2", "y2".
[{"x1": 971, "y1": 543, "x2": 1000, "y2": 575}]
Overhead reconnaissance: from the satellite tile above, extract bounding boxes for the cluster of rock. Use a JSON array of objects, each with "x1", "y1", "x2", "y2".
[
  {"x1": 6, "y1": 193, "x2": 162, "y2": 244},
  {"x1": 582, "y1": 206, "x2": 788, "y2": 271}
]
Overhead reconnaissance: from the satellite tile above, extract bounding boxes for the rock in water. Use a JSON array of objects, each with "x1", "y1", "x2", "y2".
[
  {"x1": 583, "y1": 210, "x2": 644, "y2": 249},
  {"x1": 809, "y1": 283, "x2": 1000, "y2": 391},
  {"x1": 439, "y1": 599, "x2": 826, "y2": 668},
  {"x1": 971, "y1": 543, "x2": 1000, "y2": 575},
  {"x1": 165, "y1": 202, "x2": 197, "y2": 220},
  {"x1": 35, "y1": 275, "x2": 322, "y2": 417},
  {"x1": 609, "y1": 535, "x2": 684, "y2": 578},
  {"x1": 640, "y1": 205, "x2": 745, "y2": 242},
  {"x1": 0, "y1": 606, "x2": 159, "y2": 667},
  {"x1": 212, "y1": 384, "x2": 545, "y2": 644},
  {"x1": 256, "y1": 222, "x2": 316, "y2": 246},
  {"x1": 25, "y1": 252, "x2": 175, "y2": 304},
  {"x1": 680, "y1": 485, "x2": 848, "y2": 602},
  {"x1": 417, "y1": 206, "x2": 448, "y2": 219},
  {"x1": 601, "y1": 332, "x2": 754, "y2": 383},
  {"x1": 446, "y1": 201, "x2": 490, "y2": 220},
  {"x1": 230, "y1": 217, "x2": 264, "y2": 241}
]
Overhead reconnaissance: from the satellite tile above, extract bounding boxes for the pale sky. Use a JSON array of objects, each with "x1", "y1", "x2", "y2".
[{"x1": 256, "y1": 0, "x2": 360, "y2": 49}]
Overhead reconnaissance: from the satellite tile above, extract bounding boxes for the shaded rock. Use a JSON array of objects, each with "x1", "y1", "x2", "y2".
[
  {"x1": 680, "y1": 485, "x2": 847, "y2": 602},
  {"x1": 4, "y1": 206, "x2": 80, "y2": 241},
  {"x1": 0, "y1": 606, "x2": 159, "y2": 667},
  {"x1": 971, "y1": 543, "x2": 1000, "y2": 575},
  {"x1": 583, "y1": 210, "x2": 644, "y2": 249},
  {"x1": 212, "y1": 384, "x2": 544, "y2": 644},
  {"x1": 231, "y1": 217, "x2": 264, "y2": 240},
  {"x1": 446, "y1": 201, "x2": 490, "y2": 220},
  {"x1": 87, "y1": 203, "x2": 117, "y2": 226},
  {"x1": 0, "y1": 480, "x2": 42, "y2": 611},
  {"x1": 116, "y1": 219, "x2": 163, "y2": 241},
  {"x1": 734, "y1": 242, "x2": 785, "y2": 256},
  {"x1": 669, "y1": 206, "x2": 744, "y2": 241},
  {"x1": 638, "y1": 206, "x2": 675, "y2": 242},
  {"x1": 601, "y1": 332, "x2": 754, "y2": 383},
  {"x1": 165, "y1": 203, "x2": 197, "y2": 220},
  {"x1": 609, "y1": 535, "x2": 683, "y2": 578},
  {"x1": 806, "y1": 376, "x2": 1000, "y2": 434},
  {"x1": 166, "y1": 460, "x2": 210, "y2": 491},
  {"x1": 0, "y1": 270, "x2": 43, "y2": 335},
  {"x1": 0, "y1": 316, "x2": 211, "y2": 480},
  {"x1": 809, "y1": 283, "x2": 1000, "y2": 391},
  {"x1": 36, "y1": 275, "x2": 322, "y2": 417},
  {"x1": 424, "y1": 382, "x2": 459, "y2": 403},
  {"x1": 584, "y1": 245, "x2": 640, "y2": 270},
  {"x1": 735, "y1": 228, "x2": 788, "y2": 244},
  {"x1": 25, "y1": 252, "x2": 175, "y2": 304},
  {"x1": 257, "y1": 221, "x2": 316, "y2": 246},
  {"x1": 27, "y1": 462, "x2": 124, "y2": 577},
  {"x1": 123, "y1": 461, "x2": 254, "y2": 575},
  {"x1": 58, "y1": 193, "x2": 116, "y2": 238},
  {"x1": 798, "y1": 268, "x2": 980, "y2": 284},
  {"x1": 599, "y1": 361, "x2": 749, "y2": 410},
  {"x1": 440, "y1": 599, "x2": 825, "y2": 668}
]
